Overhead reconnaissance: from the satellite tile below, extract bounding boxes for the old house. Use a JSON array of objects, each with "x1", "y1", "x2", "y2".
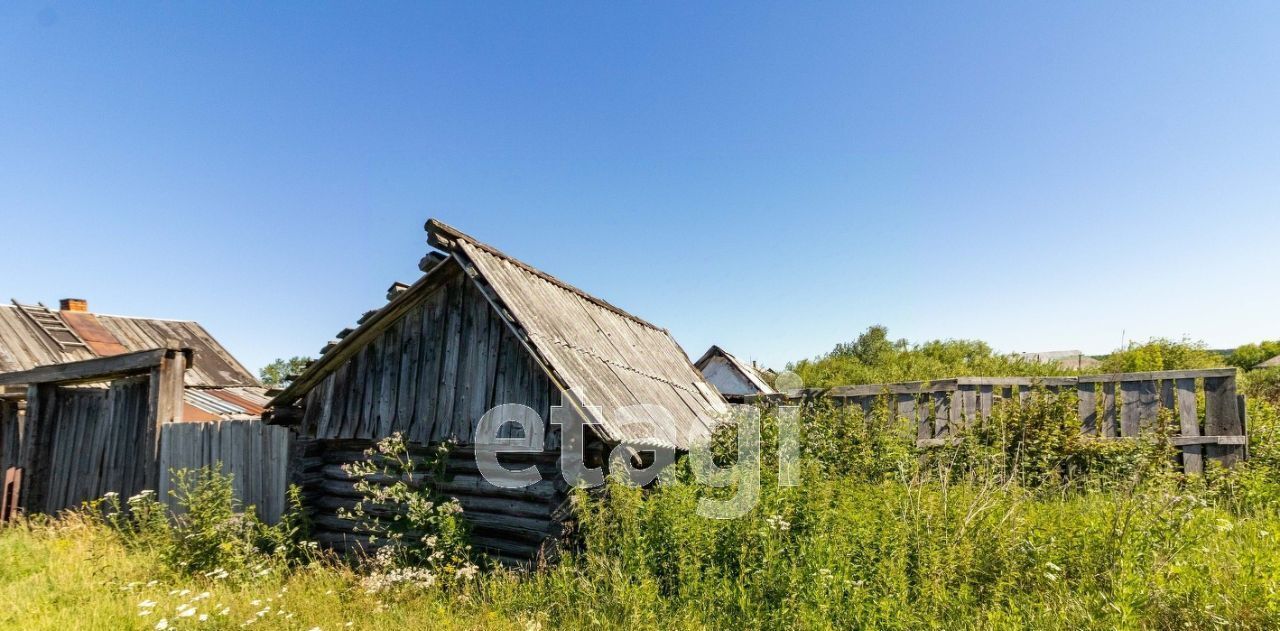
[
  {"x1": 268, "y1": 219, "x2": 728, "y2": 562},
  {"x1": 0, "y1": 299, "x2": 270, "y2": 518},
  {"x1": 0, "y1": 299, "x2": 269, "y2": 419},
  {"x1": 1018, "y1": 350, "x2": 1102, "y2": 372},
  {"x1": 695, "y1": 345, "x2": 777, "y2": 400}
]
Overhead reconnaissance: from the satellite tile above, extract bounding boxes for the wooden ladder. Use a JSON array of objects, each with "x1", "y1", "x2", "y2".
[{"x1": 10, "y1": 300, "x2": 90, "y2": 352}]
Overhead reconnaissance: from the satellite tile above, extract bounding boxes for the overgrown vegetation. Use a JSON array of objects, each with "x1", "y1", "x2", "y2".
[
  {"x1": 789, "y1": 325, "x2": 1073, "y2": 388},
  {"x1": 6, "y1": 334, "x2": 1280, "y2": 629},
  {"x1": 1228, "y1": 340, "x2": 1280, "y2": 370},
  {"x1": 5, "y1": 389, "x2": 1280, "y2": 629},
  {"x1": 95, "y1": 467, "x2": 315, "y2": 581},
  {"x1": 337, "y1": 433, "x2": 478, "y2": 591},
  {"x1": 1098, "y1": 337, "x2": 1226, "y2": 373}
]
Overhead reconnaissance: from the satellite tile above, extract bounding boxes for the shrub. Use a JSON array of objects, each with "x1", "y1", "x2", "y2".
[
  {"x1": 1228, "y1": 340, "x2": 1280, "y2": 370},
  {"x1": 789, "y1": 325, "x2": 1073, "y2": 388},
  {"x1": 337, "y1": 432, "x2": 477, "y2": 590},
  {"x1": 95, "y1": 467, "x2": 314, "y2": 580},
  {"x1": 1097, "y1": 337, "x2": 1225, "y2": 373}
]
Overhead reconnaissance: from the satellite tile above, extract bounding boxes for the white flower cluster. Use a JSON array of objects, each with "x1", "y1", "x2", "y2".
[
  {"x1": 360, "y1": 567, "x2": 439, "y2": 593},
  {"x1": 765, "y1": 515, "x2": 791, "y2": 532}
]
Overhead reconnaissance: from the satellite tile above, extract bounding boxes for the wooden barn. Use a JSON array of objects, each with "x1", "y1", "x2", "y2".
[
  {"x1": 0, "y1": 299, "x2": 269, "y2": 419},
  {"x1": 268, "y1": 219, "x2": 728, "y2": 562},
  {"x1": 0, "y1": 300, "x2": 270, "y2": 519},
  {"x1": 695, "y1": 345, "x2": 777, "y2": 400}
]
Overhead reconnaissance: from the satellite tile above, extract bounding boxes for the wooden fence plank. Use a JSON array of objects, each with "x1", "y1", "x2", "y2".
[
  {"x1": 1204, "y1": 376, "x2": 1243, "y2": 467},
  {"x1": 1137, "y1": 380, "x2": 1159, "y2": 429},
  {"x1": 1078, "y1": 382, "x2": 1098, "y2": 435},
  {"x1": 933, "y1": 391, "x2": 950, "y2": 437},
  {"x1": 1120, "y1": 381, "x2": 1140, "y2": 436},
  {"x1": 1101, "y1": 382, "x2": 1117, "y2": 437}
]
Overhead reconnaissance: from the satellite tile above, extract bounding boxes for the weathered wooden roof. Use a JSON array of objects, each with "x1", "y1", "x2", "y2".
[
  {"x1": 695, "y1": 345, "x2": 777, "y2": 396},
  {"x1": 0, "y1": 303, "x2": 259, "y2": 388},
  {"x1": 274, "y1": 219, "x2": 728, "y2": 449}
]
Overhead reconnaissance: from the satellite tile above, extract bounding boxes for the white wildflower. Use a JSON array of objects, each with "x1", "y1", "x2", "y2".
[{"x1": 155, "y1": 620, "x2": 169, "y2": 630}]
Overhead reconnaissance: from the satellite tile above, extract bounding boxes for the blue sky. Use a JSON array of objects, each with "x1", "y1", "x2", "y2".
[{"x1": 2, "y1": 2, "x2": 1278, "y2": 375}]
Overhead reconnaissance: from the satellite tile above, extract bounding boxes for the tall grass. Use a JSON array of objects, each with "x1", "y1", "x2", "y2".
[{"x1": 4, "y1": 395, "x2": 1280, "y2": 630}]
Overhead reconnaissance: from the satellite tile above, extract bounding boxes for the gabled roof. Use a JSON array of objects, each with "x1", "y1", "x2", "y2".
[
  {"x1": 273, "y1": 219, "x2": 728, "y2": 449},
  {"x1": 0, "y1": 303, "x2": 259, "y2": 388},
  {"x1": 695, "y1": 345, "x2": 777, "y2": 396},
  {"x1": 1019, "y1": 350, "x2": 1102, "y2": 371},
  {"x1": 1257, "y1": 354, "x2": 1280, "y2": 369}
]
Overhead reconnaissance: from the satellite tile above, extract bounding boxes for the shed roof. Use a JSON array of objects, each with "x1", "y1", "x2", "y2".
[
  {"x1": 0, "y1": 302, "x2": 259, "y2": 388},
  {"x1": 273, "y1": 219, "x2": 728, "y2": 449},
  {"x1": 695, "y1": 345, "x2": 777, "y2": 396}
]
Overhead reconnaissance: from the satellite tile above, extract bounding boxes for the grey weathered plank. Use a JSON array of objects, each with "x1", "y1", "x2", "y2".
[
  {"x1": 393, "y1": 304, "x2": 422, "y2": 437},
  {"x1": 1137, "y1": 380, "x2": 1159, "y2": 429},
  {"x1": 1119, "y1": 381, "x2": 1140, "y2": 436},
  {"x1": 978, "y1": 385, "x2": 993, "y2": 423},
  {"x1": 412, "y1": 284, "x2": 448, "y2": 444},
  {"x1": 899, "y1": 394, "x2": 923, "y2": 440},
  {"x1": 1078, "y1": 382, "x2": 1098, "y2": 435},
  {"x1": 433, "y1": 274, "x2": 465, "y2": 442},
  {"x1": 0, "y1": 347, "x2": 183, "y2": 386},
  {"x1": 1077, "y1": 368, "x2": 1237, "y2": 383},
  {"x1": 1101, "y1": 382, "x2": 1117, "y2": 437},
  {"x1": 933, "y1": 391, "x2": 950, "y2": 437},
  {"x1": 1204, "y1": 375, "x2": 1243, "y2": 466},
  {"x1": 375, "y1": 320, "x2": 401, "y2": 439},
  {"x1": 1172, "y1": 377, "x2": 1202, "y2": 473}
]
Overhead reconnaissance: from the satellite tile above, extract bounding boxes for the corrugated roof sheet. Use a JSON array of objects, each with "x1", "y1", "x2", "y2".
[
  {"x1": 184, "y1": 386, "x2": 270, "y2": 420},
  {"x1": 0, "y1": 304, "x2": 258, "y2": 388}
]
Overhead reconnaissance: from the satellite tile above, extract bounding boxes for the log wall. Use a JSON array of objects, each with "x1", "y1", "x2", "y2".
[{"x1": 297, "y1": 439, "x2": 571, "y2": 565}]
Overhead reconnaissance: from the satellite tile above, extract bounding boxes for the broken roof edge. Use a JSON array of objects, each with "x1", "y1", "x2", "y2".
[
  {"x1": 425, "y1": 218, "x2": 669, "y2": 335},
  {"x1": 268, "y1": 253, "x2": 462, "y2": 407}
]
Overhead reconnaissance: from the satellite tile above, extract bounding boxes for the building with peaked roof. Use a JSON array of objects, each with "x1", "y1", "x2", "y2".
[
  {"x1": 268, "y1": 219, "x2": 728, "y2": 561},
  {"x1": 695, "y1": 345, "x2": 777, "y2": 399},
  {"x1": 1018, "y1": 350, "x2": 1102, "y2": 372},
  {"x1": 0, "y1": 299, "x2": 267, "y2": 420}
]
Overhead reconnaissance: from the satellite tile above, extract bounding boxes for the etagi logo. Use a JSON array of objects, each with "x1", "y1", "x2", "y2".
[{"x1": 472, "y1": 373, "x2": 804, "y2": 519}]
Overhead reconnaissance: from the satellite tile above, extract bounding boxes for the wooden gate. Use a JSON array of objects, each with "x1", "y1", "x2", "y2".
[{"x1": 0, "y1": 347, "x2": 189, "y2": 516}]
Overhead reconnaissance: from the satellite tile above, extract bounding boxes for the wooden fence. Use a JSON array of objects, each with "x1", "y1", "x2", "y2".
[
  {"x1": 762, "y1": 368, "x2": 1246, "y2": 474},
  {"x1": 158, "y1": 420, "x2": 291, "y2": 524}
]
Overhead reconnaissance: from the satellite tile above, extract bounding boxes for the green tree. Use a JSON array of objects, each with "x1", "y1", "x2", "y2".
[
  {"x1": 789, "y1": 325, "x2": 1069, "y2": 387},
  {"x1": 259, "y1": 356, "x2": 312, "y2": 387},
  {"x1": 1228, "y1": 340, "x2": 1280, "y2": 370},
  {"x1": 1097, "y1": 338, "x2": 1223, "y2": 373}
]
